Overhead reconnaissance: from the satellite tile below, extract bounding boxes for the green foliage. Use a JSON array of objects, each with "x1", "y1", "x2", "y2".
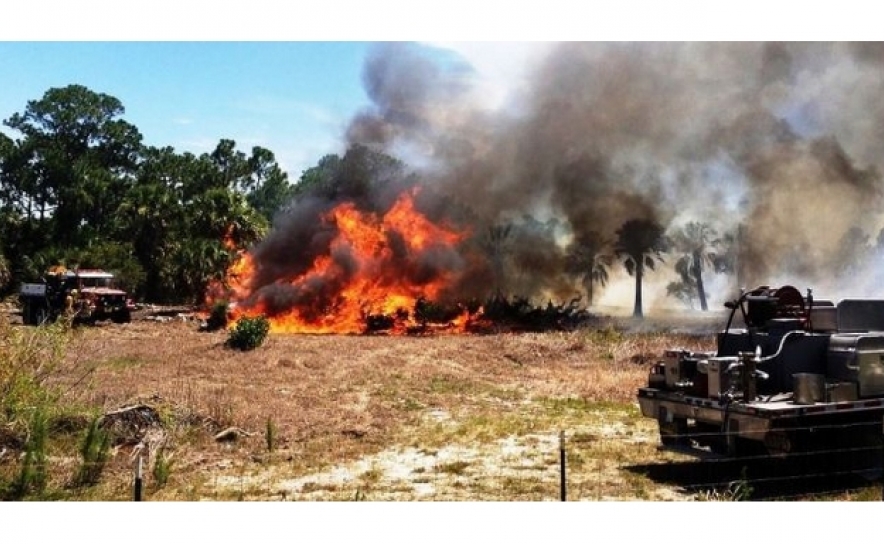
[
  {"x1": 3, "y1": 84, "x2": 143, "y2": 249},
  {"x1": 0, "y1": 318, "x2": 69, "y2": 430},
  {"x1": 3, "y1": 409, "x2": 50, "y2": 500},
  {"x1": 72, "y1": 416, "x2": 111, "y2": 487},
  {"x1": 0, "y1": 247, "x2": 9, "y2": 292},
  {"x1": 245, "y1": 147, "x2": 296, "y2": 222},
  {"x1": 226, "y1": 315, "x2": 270, "y2": 351},
  {"x1": 1, "y1": 85, "x2": 280, "y2": 305},
  {"x1": 669, "y1": 221, "x2": 724, "y2": 311},
  {"x1": 152, "y1": 448, "x2": 174, "y2": 489},
  {"x1": 565, "y1": 231, "x2": 613, "y2": 307},
  {"x1": 292, "y1": 145, "x2": 409, "y2": 203},
  {"x1": 64, "y1": 241, "x2": 146, "y2": 298},
  {"x1": 0, "y1": 317, "x2": 73, "y2": 499},
  {"x1": 614, "y1": 218, "x2": 668, "y2": 318}
]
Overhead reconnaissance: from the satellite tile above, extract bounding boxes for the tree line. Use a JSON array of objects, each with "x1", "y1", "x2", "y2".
[
  {"x1": 0, "y1": 84, "x2": 741, "y2": 316},
  {"x1": 488, "y1": 217, "x2": 738, "y2": 318},
  {"x1": 0, "y1": 84, "x2": 294, "y2": 303}
]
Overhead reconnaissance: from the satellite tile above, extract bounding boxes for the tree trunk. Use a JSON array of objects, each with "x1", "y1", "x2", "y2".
[
  {"x1": 693, "y1": 251, "x2": 708, "y2": 311},
  {"x1": 633, "y1": 261, "x2": 643, "y2": 318},
  {"x1": 492, "y1": 250, "x2": 505, "y2": 298}
]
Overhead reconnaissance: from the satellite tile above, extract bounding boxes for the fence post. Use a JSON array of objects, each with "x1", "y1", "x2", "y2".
[
  {"x1": 134, "y1": 454, "x2": 143, "y2": 502},
  {"x1": 559, "y1": 430, "x2": 566, "y2": 502}
]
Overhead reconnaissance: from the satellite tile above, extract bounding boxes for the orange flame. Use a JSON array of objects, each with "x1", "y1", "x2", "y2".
[{"x1": 209, "y1": 188, "x2": 486, "y2": 334}]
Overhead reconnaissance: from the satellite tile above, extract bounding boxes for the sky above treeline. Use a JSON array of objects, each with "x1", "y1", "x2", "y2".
[
  {"x1": 0, "y1": 40, "x2": 552, "y2": 178},
  {"x1": 1, "y1": 1, "x2": 873, "y2": 181}
]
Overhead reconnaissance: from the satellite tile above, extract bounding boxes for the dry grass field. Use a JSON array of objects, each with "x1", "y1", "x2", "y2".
[
  {"x1": 20, "y1": 306, "x2": 883, "y2": 503},
  {"x1": 7, "y1": 305, "x2": 882, "y2": 507},
  {"x1": 3, "y1": 305, "x2": 737, "y2": 502}
]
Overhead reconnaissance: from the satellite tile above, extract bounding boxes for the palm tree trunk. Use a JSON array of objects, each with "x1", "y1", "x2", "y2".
[
  {"x1": 493, "y1": 255, "x2": 504, "y2": 298},
  {"x1": 633, "y1": 261, "x2": 643, "y2": 318},
  {"x1": 692, "y1": 251, "x2": 708, "y2": 311},
  {"x1": 696, "y1": 276, "x2": 707, "y2": 311}
]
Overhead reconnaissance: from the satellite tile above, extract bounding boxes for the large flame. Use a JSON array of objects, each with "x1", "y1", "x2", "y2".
[{"x1": 210, "y1": 188, "x2": 484, "y2": 334}]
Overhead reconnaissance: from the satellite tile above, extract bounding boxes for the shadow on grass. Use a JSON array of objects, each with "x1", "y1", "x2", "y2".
[{"x1": 624, "y1": 445, "x2": 883, "y2": 501}]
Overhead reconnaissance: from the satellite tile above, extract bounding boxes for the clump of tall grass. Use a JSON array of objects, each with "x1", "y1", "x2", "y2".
[
  {"x1": 265, "y1": 416, "x2": 276, "y2": 453},
  {"x1": 153, "y1": 447, "x2": 174, "y2": 489},
  {"x1": 72, "y1": 416, "x2": 111, "y2": 487},
  {"x1": 0, "y1": 408, "x2": 49, "y2": 500},
  {"x1": 0, "y1": 318, "x2": 71, "y2": 432}
]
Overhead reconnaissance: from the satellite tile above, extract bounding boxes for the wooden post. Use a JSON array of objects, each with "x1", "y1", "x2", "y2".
[
  {"x1": 559, "y1": 430, "x2": 566, "y2": 502},
  {"x1": 134, "y1": 454, "x2": 143, "y2": 502}
]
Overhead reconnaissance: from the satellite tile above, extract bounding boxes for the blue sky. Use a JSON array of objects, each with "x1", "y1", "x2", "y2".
[
  {"x1": 1, "y1": 1, "x2": 871, "y2": 182},
  {"x1": 0, "y1": 39, "x2": 559, "y2": 179},
  {"x1": 0, "y1": 42, "x2": 375, "y2": 179}
]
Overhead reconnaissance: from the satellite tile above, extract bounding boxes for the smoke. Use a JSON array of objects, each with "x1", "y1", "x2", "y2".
[
  {"x1": 339, "y1": 42, "x2": 884, "y2": 306},
  {"x1": 243, "y1": 42, "x2": 884, "y2": 318}
]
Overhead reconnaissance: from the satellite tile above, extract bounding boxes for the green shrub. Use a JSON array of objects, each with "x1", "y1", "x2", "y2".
[
  {"x1": 152, "y1": 448, "x2": 174, "y2": 489},
  {"x1": 72, "y1": 416, "x2": 111, "y2": 487},
  {"x1": 226, "y1": 315, "x2": 270, "y2": 351}
]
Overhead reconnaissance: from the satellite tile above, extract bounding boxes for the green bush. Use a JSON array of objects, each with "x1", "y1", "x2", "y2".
[{"x1": 226, "y1": 315, "x2": 270, "y2": 351}]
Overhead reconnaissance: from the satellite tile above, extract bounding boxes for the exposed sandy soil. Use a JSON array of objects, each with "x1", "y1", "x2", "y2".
[{"x1": 4, "y1": 305, "x2": 722, "y2": 501}]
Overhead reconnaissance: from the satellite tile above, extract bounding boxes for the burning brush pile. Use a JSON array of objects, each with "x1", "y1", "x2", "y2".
[
  {"x1": 206, "y1": 173, "x2": 595, "y2": 335},
  {"x1": 210, "y1": 43, "x2": 884, "y2": 335}
]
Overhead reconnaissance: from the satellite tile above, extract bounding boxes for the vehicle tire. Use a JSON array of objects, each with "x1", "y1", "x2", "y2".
[
  {"x1": 34, "y1": 306, "x2": 48, "y2": 325},
  {"x1": 21, "y1": 301, "x2": 33, "y2": 325},
  {"x1": 112, "y1": 309, "x2": 131, "y2": 324}
]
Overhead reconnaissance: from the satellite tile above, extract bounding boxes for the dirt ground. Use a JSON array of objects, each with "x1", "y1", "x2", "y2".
[{"x1": 5, "y1": 304, "x2": 727, "y2": 501}]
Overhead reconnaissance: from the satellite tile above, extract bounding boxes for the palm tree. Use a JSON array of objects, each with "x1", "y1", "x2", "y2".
[
  {"x1": 670, "y1": 221, "x2": 720, "y2": 311},
  {"x1": 666, "y1": 276, "x2": 696, "y2": 309},
  {"x1": 481, "y1": 223, "x2": 512, "y2": 298},
  {"x1": 565, "y1": 232, "x2": 612, "y2": 307},
  {"x1": 614, "y1": 218, "x2": 668, "y2": 318}
]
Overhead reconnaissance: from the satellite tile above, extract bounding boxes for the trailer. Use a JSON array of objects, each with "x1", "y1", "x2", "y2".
[{"x1": 637, "y1": 285, "x2": 884, "y2": 457}]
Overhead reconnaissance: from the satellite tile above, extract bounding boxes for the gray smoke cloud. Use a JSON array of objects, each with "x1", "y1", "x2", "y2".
[
  {"x1": 241, "y1": 42, "x2": 884, "y2": 319},
  {"x1": 342, "y1": 42, "x2": 884, "y2": 306}
]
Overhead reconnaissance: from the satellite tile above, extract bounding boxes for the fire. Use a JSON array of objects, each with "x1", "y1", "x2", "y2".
[{"x1": 210, "y1": 188, "x2": 485, "y2": 334}]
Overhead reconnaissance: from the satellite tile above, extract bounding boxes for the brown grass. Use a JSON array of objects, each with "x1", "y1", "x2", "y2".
[{"x1": 5, "y1": 312, "x2": 721, "y2": 501}]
